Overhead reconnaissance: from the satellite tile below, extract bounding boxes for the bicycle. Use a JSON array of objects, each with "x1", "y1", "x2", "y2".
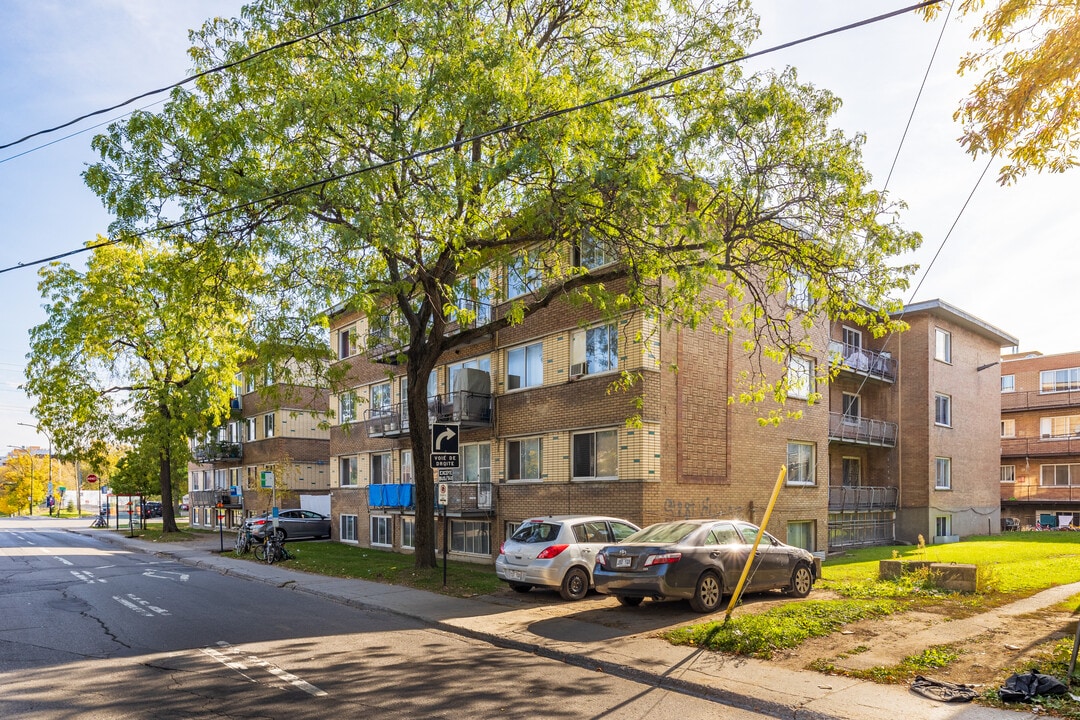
[
  {"x1": 234, "y1": 525, "x2": 254, "y2": 556},
  {"x1": 257, "y1": 532, "x2": 291, "y2": 565},
  {"x1": 90, "y1": 514, "x2": 108, "y2": 528}
]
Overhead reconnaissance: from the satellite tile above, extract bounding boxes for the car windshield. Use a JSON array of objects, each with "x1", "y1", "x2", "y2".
[
  {"x1": 623, "y1": 522, "x2": 699, "y2": 544},
  {"x1": 510, "y1": 522, "x2": 561, "y2": 543}
]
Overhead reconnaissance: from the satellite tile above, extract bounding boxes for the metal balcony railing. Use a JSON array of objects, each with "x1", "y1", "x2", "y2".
[
  {"x1": 365, "y1": 391, "x2": 494, "y2": 438},
  {"x1": 1001, "y1": 389, "x2": 1080, "y2": 412},
  {"x1": 366, "y1": 482, "x2": 495, "y2": 512},
  {"x1": 191, "y1": 441, "x2": 243, "y2": 462},
  {"x1": 828, "y1": 412, "x2": 898, "y2": 447},
  {"x1": 828, "y1": 485, "x2": 899, "y2": 512},
  {"x1": 828, "y1": 341, "x2": 897, "y2": 383},
  {"x1": 1001, "y1": 436, "x2": 1080, "y2": 457}
]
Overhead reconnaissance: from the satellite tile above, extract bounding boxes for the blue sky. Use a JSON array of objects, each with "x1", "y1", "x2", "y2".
[{"x1": 1, "y1": 1, "x2": 1075, "y2": 451}]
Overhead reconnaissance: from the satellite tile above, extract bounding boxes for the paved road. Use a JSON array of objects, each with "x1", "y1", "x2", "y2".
[{"x1": 0, "y1": 521, "x2": 771, "y2": 719}]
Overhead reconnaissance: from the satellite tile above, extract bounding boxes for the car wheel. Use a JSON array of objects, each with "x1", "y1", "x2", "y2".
[
  {"x1": 508, "y1": 582, "x2": 532, "y2": 593},
  {"x1": 689, "y1": 570, "x2": 723, "y2": 613},
  {"x1": 272, "y1": 528, "x2": 286, "y2": 542},
  {"x1": 616, "y1": 595, "x2": 644, "y2": 607},
  {"x1": 786, "y1": 563, "x2": 813, "y2": 598},
  {"x1": 559, "y1": 566, "x2": 590, "y2": 601}
]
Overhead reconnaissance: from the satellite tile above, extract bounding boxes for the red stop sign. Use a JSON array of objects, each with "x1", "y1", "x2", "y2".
[{"x1": 86, "y1": 474, "x2": 98, "y2": 484}]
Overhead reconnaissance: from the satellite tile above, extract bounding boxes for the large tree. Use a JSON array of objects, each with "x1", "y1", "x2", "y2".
[
  {"x1": 25, "y1": 239, "x2": 258, "y2": 532},
  {"x1": 86, "y1": 0, "x2": 919, "y2": 567},
  {"x1": 924, "y1": 0, "x2": 1080, "y2": 184}
]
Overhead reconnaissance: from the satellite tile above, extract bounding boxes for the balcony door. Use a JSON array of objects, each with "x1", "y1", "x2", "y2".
[{"x1": 842, "y1": 457, "x2": 861, "y2": 487}]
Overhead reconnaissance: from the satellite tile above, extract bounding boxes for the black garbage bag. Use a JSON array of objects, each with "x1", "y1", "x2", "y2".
[
  {"x1": 911, "y1": 675, "x2": 978, "y2": 702},
  {"x1": 998, "y1": 670, "x2": 1068, "y2": 702}
]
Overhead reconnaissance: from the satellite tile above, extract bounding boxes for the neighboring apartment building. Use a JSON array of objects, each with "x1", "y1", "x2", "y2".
[
  {"x1": 1000, "y1": 350, "x2": 1080, "y2": 528},
  {"x1": 326, "y1": 269, "x2": 1014, "y2": 561},
  {"x1": 187, "y1": 366, "x2": 330, "y2": 530}
]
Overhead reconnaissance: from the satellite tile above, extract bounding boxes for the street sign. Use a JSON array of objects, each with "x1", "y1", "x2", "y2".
[
  {"x1": 86, "y1": 474, "x2": 98, "y2": 484},
  {"x1": 430, "y1": 453, "x2": 460, "y2": 469},
  {"x1": 438, "y1": 482, "x2": 449, "y2": 505},
  {"x1": 431, "y1": 423, "x2": 459, "y2": 454},
  {"x1": 260, "y1": 471, "x2": 275, "y2": 488},
  {"x1": 437, "y1": 468, "x2": 455, "y2": 481}
]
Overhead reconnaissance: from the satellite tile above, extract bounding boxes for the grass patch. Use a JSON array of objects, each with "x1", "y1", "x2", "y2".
[
  {"x1": 245, "y1": 542, "x2": 504, "y2": 598},
  {"x1": 978, "y1": 637, "x2": 1080, "y2": 717},
  {"x1": 811, "y1": 645, "x2": 963, "y2": 684},
  {"x1": 665, "y1": 598, "x2": 899, "y2": 659}
]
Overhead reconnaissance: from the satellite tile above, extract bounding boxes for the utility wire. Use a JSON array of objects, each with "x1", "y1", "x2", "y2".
[
  {"x1": 0, "y1": 0, "x2": 944, "y2": 276},
  {"x1": 0, "y1": 1, "x2": 404, "y2": 152}
]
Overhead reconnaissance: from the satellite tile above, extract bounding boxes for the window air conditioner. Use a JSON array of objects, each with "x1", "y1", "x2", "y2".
[{"x1": 570, "y1": 362, "x2": 586, "y2": 377}]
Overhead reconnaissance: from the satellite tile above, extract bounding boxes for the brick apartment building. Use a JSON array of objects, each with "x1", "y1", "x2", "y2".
[
  {"x1": 187, "y1": 367, "x2": 330, "y2": 530},
  {"x1": 324, "y1": 284, "x2": 1014, "y2": 562},
  {"x1": 1000, "y1": 350, "x2": 1080, "y2": 528}
]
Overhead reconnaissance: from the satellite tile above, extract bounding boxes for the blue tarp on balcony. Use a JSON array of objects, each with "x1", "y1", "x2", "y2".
[{"x1": 368, "y1": 484, "x2": 414, "y2": 508}]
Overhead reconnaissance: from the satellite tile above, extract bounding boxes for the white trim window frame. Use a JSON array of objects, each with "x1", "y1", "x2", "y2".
[
  {"x1": 571, "y1": 322, "x2": 617, "y2": 376},
  {"x1": 400, "y1": 449, "x2": 413, "y2": 484},
  {"x1": 935, "y1": 457, "x2": 952, "y2": 490},
  {"x1": 1040, "y1": 415, "x2": 1080, "y2": 439},
  {"x1": 370, "y1": 452, "x2": 392, "y2": 486},
  {"x1": 572, "y1": 429, "x2": 618, "y2": 481},
  {"x1": 934, "y1": 393, "x2": 952, "y2": 427},
  {"x1": 339, "y1": 390, "x2": 357, "y2": 424},
  {"x1": 506, "y1": 248, "x2": 542, "y2": 298},
  {"x1": 507, "y1": 437, "x2": 542, "y2": 482},
  {"x1": 1041, "y1": 463, "x2": 1078, "y2": 487},
  {"x1": 1041, "y1": 368, "x2": 1080, "y2": 394},
  {"x1": 1000, "y1": 465, "x2": 1016, "y2": 483},
  {"x1": 786, "y1": 441, "x2": 815, "y2": 486},
  {"x1": 340, "y1": 514, "x2": 358, "y2": 543},
  {"x1": 451, "y1": 442, "x2": 491, "y2": 484},
  {"x1": 1001, "y1": 418, "x2": 1016, "y2": 438},
  {"x1": 339, "y1": 456, "x2": 359, "y2": 487},
  {"x1": 245, "y1": 417, "x2": 257, "y2": 442},
  {"x1": 506, "y1": 341, "x2": 543, "y2": 390},
  {"x1": 370, "y1": 382, "x2": 391, "y2": 415},
  {"x1": 401, "y1": 517, "x2": 416, "y2": 549},
  {"x1": 450, "y1": 519, "x2": 491, "y2": 555},
  {"x1": 370, "y1": 516, "x2": 392, "y2": 547},
  {"x1": 577, "y1": 230, "x2": 614, "y2": 269},
  {"x1": 935, "y1": 328, "x2": 952, "y2": 363},
  {"x1": 787, "y1": 355, "x2": 814, "y2": 400},
  {"x1": 263, "y1": 412, "x2": 275, "y2": 439},
  {"x1": 1001, "y1": 374, "x2": 1015, "y2": 393}
]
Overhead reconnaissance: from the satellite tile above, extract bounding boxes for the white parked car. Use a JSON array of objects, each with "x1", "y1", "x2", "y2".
[{"x1": 495, "y1": 515, "x2": 640, "y2": 601}]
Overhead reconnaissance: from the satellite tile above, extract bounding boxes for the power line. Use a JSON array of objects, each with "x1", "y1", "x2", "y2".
[
  {"x1": 0, "y1": 1, "x2": 404, "y2": 152},
  {"x1": 0, "y1": 0, "x2": 944, "y2": 276}
]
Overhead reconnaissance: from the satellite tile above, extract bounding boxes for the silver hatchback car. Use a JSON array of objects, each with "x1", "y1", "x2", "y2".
[{"x1": 495, "y1": 515, "x2": 640, "y2": 601}]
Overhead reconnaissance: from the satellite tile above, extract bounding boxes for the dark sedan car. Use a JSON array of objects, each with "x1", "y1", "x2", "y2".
[
  {"x1": 243, "y1": 509, "x2": 332, "y2": 541},
  {"x1": 593, "y1": 519, "x2": 816, "y2": 612}
]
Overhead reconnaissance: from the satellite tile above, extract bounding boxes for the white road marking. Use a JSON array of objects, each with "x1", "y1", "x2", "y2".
[
  {"x1": 53, "y1": 556, "x2": 73, "y2": 565},
  {"x1": 204, "y1": 641, "x2": 328, "y2": 697},
  {"x1": 142, "y1": 569, "x2": 189, "y2": 582},
  {"x1": 112, "y1": 593, "x2": 170, "y2": 616},
  {"x1": 71, "y1": 570, "x2": 106, "y2": 584}
]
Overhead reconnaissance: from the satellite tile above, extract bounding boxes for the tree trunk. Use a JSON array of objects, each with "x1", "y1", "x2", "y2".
[
  {"x1": 159, "y1": 443, "x2": 180, "y2": 533},
  {"x1": 407, "y1": 360, "x2": 437, "y2": 569}
]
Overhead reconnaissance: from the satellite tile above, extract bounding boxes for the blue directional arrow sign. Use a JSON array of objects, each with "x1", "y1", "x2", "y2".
[{"x1": 431, "y1": 422, "x2": 460, "y2": 468}]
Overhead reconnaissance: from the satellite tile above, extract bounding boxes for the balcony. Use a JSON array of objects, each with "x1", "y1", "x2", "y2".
[
  {"x1": 366, "y1": 391, "x2": 495, "y2": 438},
  {"x1": 828, "y1": 485, "x2": 899, "y2": 512},
  {"x1": 828, "y1": 412, "x2": 898, "y2": 447},
  {"x1": 366, "y1": 405, "x2": 409, "y2": 438},
  {"x1": 190, "y1": 489, "x2": 242, "y2": 508},
  {"x1": 1002, "y1": 389, "x2": 1080, "y2": 412},
  {"x1": 192, "y1": 441, "x2": 243, "y2": 462},
  {"x1": 828, "y1": 341, "x2": 896, "y2": 383},
  {"x1": 1001, "y1": 436, "x2": 1080, "y2": 458},
  {"x1": 367, "y1": 482, "x2": 495, "y2": 513}
]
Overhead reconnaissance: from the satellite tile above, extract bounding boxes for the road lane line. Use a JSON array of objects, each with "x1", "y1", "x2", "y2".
[
  {"x1": 208, "y1": 642, "x2": 327, "y2": 697},
  {"x1": 53, "y1": 556, "x2": 73, "y2": 565}
]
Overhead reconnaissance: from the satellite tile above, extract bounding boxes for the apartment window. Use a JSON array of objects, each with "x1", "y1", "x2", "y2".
[
  {"x1": 1001, "y1": 374, "x2": 1015, "y2": 393},
  {"x1": 371, "y1": 516, "x2": 391, "y2": 546},
  {"x1": 400, "y1": 450, "x2": 413, "y2": 484},
  {"x1": 934, "y1": 393, "x2": 952, "y2": 427},
  {"x1": 577, "y1": 230, "x2": 614, "y2": 269},
  {"x1": 788, "y1": 273, "x2": 811, "y2": 311},
  {"x1": 370, "y1": 382, "x2": 391, "y2": 414},
  {"x1": 572, "y1": 429, "x2": 618, "y2": 480},
  {"x1": 507, "y1": 342, "x2": 543, "y2": 390},
  {"x1": 935, "y1": 328, "x2": 952, "y2": 363},
  {"x1": 339, "y1": 456, "x2": 358, "y2": 487},
  {"x1": 339, "y1": 391, "x2": 357, "y2": 424},
  {"x1": 841, "y1": 326, "x2": 862, "y2": 352},
  {"x1": 842, "y1": 393, "x2": 861, "y2": 422},
  {"x1": 452, "y1": 271, "x2": 492, "y2": 325},
  {"x1": 244, "y1": 373, "x2": 256, "y2": 393},
  {"x1": 371, "y1": 452, "x2": 392, "y2": 485},
  {"x1": 263, "y1": 413, "x2": 275, "y2": 439},
  {"x1": 935, "y1": 457, "x2": 951, "y2": 490},
  {"x1": 842, "y1": 457, "x2": 861, "y2": 487},
  {"x1": 935, "y1": 516, "x2": 950, "y2": 537},
  {"x1": 243, "y1": 418, "x2": 255, "y2": 441},
  {"x1": 787, "y1": 355, "x2": 814, "y2": 400},
  {"x1": 450, "y1": 519, "x2": 491, "y2": 556},
  {"x1": 571, "y1": 323, "x2": 617, "y2": 376},
  {"x1": 1000, "y1": 465, "x2": 1016, "y2": 483},
  {"x1": 340, "y1": 515, "x2": 358, "y2": 543},
  {"x1": 448, "y1": 357, "x2": 490, "y2": 393},
  {"x1": 506, "y1": 248, "x2": 542, "y2": 298},
  {"x1": 507, "y1": 438, "x2": 542, "y2": 481},
  {"x1": 1001, "y1": 419, "x2": 1016, "y2": 438},
  {"x1": 787, "y1": 442, "x2": 815, "y2": 486},
  {"x1": 451, "y1": 443, "x2": 491, "y2": 484},
  {"x1": 1040, "y1": 367, "x2": 1080, "y2": 393},
  {"x1": 402, "y1": 517, "x2": 415, "y2": 549},
  {"x1": 787, "y1": 521, "x2": 815, "y2": 552},
  {"x1": 1041, "y1": 463, "x2": 1080, "y2": 487},
  {"x1": 1040, "y1": 415, "x2": 1080, "y2": 438},
  {"x1": 338, "y1": 327, "x2": 354, "y2": 359}
]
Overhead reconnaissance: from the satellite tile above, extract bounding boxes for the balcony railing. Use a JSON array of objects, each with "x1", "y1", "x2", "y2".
[
  {"x1": 828, "y1": 341, "x2": 896, "y2": 383},
  {"x1": 366, "y1": 391, "x2": 494, "y2": 438},
  {"x1": 367, "y1": 482, "x2": 495, "y2": 512},
  {"x1": 190, "y1": 489, "x2": 242, "y2": 508},
  {"x1": 192, "y1": 441, "x2": 243, "y2": 462},
  {"x1": 1001, "y1": 389, "x2": 1080, "y2": 412},
  {"x1": 828, "y1": 485, "x2": 899, "y2": 512},
  {"x1": 828, "y1": 412, "x2": 898, "y2": 447},
  {"x1": 1001, "y1": 436, "x2": 1080, "y2": 457}
]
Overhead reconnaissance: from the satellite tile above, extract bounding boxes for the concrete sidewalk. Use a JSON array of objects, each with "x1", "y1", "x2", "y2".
[{"x1": 75, "y1": 526, "x2": 1041, "y2": 720}]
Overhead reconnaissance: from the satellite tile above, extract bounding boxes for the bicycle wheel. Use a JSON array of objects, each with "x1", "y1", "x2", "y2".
[
  {"x1": 233, "y1": 533, "x2": 247, "y2": 556},
  {"x1": 265, "y1": 542, "x2": 279, "y2": 565},
  {"x1": 253, "y1": 543, "x2": 266, "y2": 561}
]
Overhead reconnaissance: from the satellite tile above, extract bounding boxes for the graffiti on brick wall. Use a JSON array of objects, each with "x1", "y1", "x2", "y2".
[{"x1": 662, "y1": 497, "x2": 747, "y2": 521}]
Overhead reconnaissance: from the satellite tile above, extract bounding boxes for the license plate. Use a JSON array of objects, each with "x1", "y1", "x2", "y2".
[
  {"x1": 505, "y1": 569, "x2": 523, "y2": 580},
  {"x1": 615, "y1": 557, "x2": 632, "y2": 568}
]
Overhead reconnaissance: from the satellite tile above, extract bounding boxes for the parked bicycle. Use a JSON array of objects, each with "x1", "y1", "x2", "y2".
[
  {"x1": 254, "y1": 532, "x2": 291, "y2": 565},
  {"x1": 234, "y1": 525, "x2": 254, "y2": 556},
  {"x1": 89, "y1": 514, "x2": 108, "y2": 528}
]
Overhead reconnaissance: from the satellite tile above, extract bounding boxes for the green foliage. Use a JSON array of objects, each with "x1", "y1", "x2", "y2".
[
  {"x1": 812, "y1": 645, "x2": 962, "y2": 684},
  {"x1": 666, "y1": 598, "x2": 899, "y2": 659}
]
